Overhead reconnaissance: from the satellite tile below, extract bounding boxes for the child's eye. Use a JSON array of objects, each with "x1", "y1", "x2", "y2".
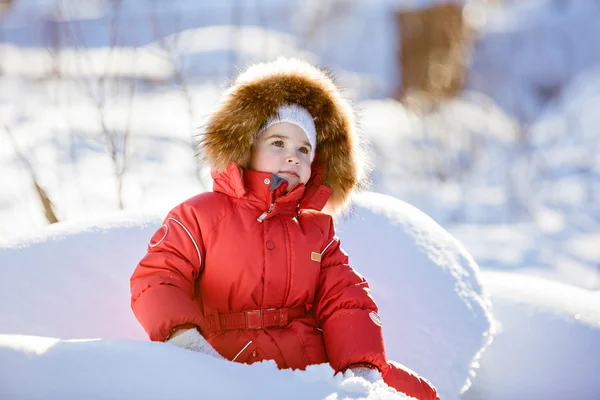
[
  {"x1": 299, "y1": 147, "x2": 310, "y2": 154},
  {"x1": 272, "y1": 140, "x2": 284, "y2": 147}
]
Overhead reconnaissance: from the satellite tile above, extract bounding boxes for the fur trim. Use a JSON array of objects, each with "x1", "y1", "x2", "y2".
[{"x1": 197, "y1": 57, "x2": 370, "y2": 214}]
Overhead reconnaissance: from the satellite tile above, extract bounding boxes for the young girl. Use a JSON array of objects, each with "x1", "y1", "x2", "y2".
[{"x1": 130, "y1": 58, "x2": 438, "y2": 400}]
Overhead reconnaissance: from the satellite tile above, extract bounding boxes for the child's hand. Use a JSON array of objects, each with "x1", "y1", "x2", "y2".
[
  {"x1": 345, "y1": 362, "x2": 381, "y2": 383},
  {"x1": 168, "y1": 328, "x2": 188, "y2": 339},
  {"x1": 166, "y1": 327, "x2": 225, "y2": 360}
]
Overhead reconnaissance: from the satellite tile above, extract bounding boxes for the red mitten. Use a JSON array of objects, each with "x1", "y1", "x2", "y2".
[{"x1": 382, "y1": 361, "x2": 439, "y2": 400}]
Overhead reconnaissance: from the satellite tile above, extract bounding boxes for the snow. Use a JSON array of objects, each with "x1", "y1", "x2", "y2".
[
  {"x1": 469, "y1": 0, "x2": 600, "y2": 124},
  {"x1": 361, "y1": 91, "x2": 521, "y2": 225},
  {"x1": 0, "y1": 214, "x2": 154, "y2": 340},
  {"x1": 466, "y1": 271, "x2": 600, "y2": 400},
  {"x1": 0, "y1": 192, "x2": 494, "y2": 399},
  {"x1": 0, "y1": 335, "x2": 406, "y2": 400},
  {"x1": 450, "y1": 224, "x2": 600, "y2": 291},
  {"x1": 0, "y1": 44, "x2": 175, "y2": 79},
  {"x1": 338, "y1": 193, "x2": 493, "y2": 397}
]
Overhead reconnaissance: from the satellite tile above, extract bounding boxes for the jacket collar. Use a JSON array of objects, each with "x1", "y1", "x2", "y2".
[{"x1": 212, "y1": 161, "x2": 332, "y2": 217}]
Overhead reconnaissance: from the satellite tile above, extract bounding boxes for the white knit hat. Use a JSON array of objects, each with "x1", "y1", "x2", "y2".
[{"x1": 257, "y1": 104, "x2": 317, "y2": 161}]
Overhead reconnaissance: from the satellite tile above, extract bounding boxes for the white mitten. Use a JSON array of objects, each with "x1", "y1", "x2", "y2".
[
  {"x1": 167, "y1": 328, "x2": 225, "y2": 360},
  {"x1": 349, "y1": 366, "x2": 382, "y2": 383}
]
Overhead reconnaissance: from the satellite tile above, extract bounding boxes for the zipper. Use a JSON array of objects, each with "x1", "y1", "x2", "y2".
[
  {"x1": 257, "y1": 178, "x2": 304, "y2": 223},
  {"x1": 257, "y1": 203, "x2": 274, "y2": 222},
  {"x1": 257, "y1": 189, "x2": 277, "y2": 223},
  {"x1": 281, "y1": 215, "x2": 291, "y2": 305}
]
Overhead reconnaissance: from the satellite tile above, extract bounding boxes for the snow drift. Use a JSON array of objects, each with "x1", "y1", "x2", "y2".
[
  {"x1": 0, "y1": 192, "x2": 494, "y2": 399},
  {"x1": 465, "y1": 271, "x2": 600, "y2": 400}
]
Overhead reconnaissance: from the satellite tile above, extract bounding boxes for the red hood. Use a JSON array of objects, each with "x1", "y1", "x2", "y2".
[{"x1": 198, "y1": 58, "x2": 369, "y2": 215}]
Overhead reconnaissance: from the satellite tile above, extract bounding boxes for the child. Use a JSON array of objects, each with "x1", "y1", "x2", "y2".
[{"x1": 130, "y1": 58, "x2": 439, "y2": 400}]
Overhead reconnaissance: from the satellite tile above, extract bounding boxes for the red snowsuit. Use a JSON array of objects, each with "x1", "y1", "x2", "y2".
[
  {"x1": 131, "y1": 163, "x2": 437, "y2": 399},
  {"x1": 132, "y1": 162, "x2": 383, "y2": 369},
  {"x1": 130, "y1": 58, "x2": 438, "y2": 400}
]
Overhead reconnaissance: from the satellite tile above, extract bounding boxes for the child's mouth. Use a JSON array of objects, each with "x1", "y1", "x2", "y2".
[{"x1": 279, "y1": 171, "x2": 298, "y2": 178}]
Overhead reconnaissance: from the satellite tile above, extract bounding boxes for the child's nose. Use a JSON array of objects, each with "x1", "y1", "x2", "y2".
[{"x1": 286, "y1": 155, "x2": 300, "y2": 164}]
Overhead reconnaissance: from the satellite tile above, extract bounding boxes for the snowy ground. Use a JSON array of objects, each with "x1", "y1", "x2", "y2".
[
  {"x1": 0, "y1": 193, "x2": 494, "y2": 399},
  {"x1": 1, "y1": 334, "x2": 412, "y2": 400},
  {"x1": 2, "y1": 0, "x2": 600, "y2": 399},
  {"x1": 2, "y1": 194, "x2": 598, "y2": 399},
  {"x1": 466, "y1": 271, "x2": 600, "y2": 400}
]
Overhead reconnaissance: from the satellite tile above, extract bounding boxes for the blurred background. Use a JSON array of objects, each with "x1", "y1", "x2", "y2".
[{"x1": 1, "y1": 0, "x2": 599, "y2": 289}]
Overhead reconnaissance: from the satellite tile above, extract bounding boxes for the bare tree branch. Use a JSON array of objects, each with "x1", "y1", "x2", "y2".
[
  {"x1": 147, "y1": 3, "x2": 208, "y2": 189},
  {"x1": 3, "y1": 124, "x2": 59, "y2": 224}
]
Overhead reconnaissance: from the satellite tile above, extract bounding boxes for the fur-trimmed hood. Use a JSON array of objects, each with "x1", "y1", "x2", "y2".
[{"x1": 198, "y1": 57, "x2": 369, "y2": 214}]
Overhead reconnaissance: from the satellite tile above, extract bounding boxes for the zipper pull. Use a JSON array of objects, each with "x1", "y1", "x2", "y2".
[{"x1": 257, "y1": 203, "x2": 274, "y2": 222}]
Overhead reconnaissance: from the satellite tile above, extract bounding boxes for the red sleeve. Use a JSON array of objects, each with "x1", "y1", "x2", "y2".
[
  {"x1": 313, "y1": 217, "x2": 387, "y2": 373},
  {"x1": 130, "y1": 201, "x2": 207, "y2": 341}
]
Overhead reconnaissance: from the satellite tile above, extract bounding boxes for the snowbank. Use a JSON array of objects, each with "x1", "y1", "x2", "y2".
[
  {"x1": 465, "y1": 271, "x2": 600, "y2": 400},
  {"x1": 0, "y1": 192, "x2": 493, "y2": 399},
  {"x1": 337, "y1": 192, "x2": 494, "y2": 397},
  {"x1": 449, "y1": 224, "x2": 600, "y2": 290},
  {"x1": 0, "y1": 214, "x2": 156, "y2": 341},
  {"x1": 0, "y1": 334, "x2": 407, "y2": 400}
]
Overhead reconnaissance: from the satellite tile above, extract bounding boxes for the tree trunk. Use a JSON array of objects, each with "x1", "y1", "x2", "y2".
[
  {"x1": 0, "y1": 0, "x2": 12, "y2": 17},
  {"x1": 395, "y1": 3, "x2": 472, "y2": 108}
]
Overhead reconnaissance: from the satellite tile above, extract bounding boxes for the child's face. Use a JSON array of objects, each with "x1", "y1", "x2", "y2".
[{"x1": 250, "y1": 122, "x2": 313, "y2": 189}]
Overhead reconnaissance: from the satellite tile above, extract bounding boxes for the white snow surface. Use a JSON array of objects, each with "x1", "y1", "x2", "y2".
[
  {"x1": 0, "y1": 334, "x2": 407, "y2": 400},
  {"x1": 338, "y1": 193, "x2": 493, "y2": 396},
  {"x1": 466, "y1": 271, "x2": 600, "y2": 400},
  {"x1": 0, "y1": 192, "x2": 494, "y2": 400}
]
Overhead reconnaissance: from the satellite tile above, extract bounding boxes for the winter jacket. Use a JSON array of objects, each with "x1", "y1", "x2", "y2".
[
  {"x1": 131, "y1": 160, "x2": 386, "y2": 371},
  {"x1": 130, "y1": 58, "x2": 438, "y2": 400}
]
